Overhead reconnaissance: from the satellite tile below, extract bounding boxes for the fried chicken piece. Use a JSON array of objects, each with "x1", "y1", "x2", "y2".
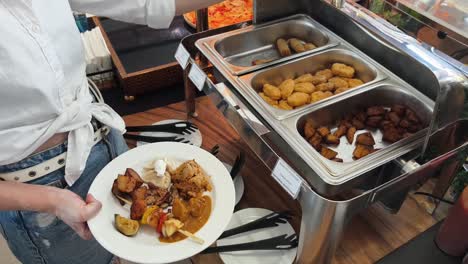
[
  {"x1": 356, "y1": 132, "x2": 375, "y2": 146},
  {"x1": 366, "y1": 115, "x2": 383, "y2": 128},
  {"x1": 391, "y1": 105, "x2": 406, "y2": 116},
  {"x1": 346, "y1": 126, "x2": 357, "y2": 144},
  {"x1": 405, "y1": 109, "x2": 420, "y2": 123},
  {"x1": 294, "y1": 74, "x2": 315, "y2": 84},
  {"x1": 347, "y1": 78, "x2": 364, "y2": 88},
  {"x1": 308, "y1": 133, "x2": 323, "y2": 150},
  {"x1": 351, "y1": 118, "x2": 365, "y2": 130},
  {"x1": 353, "y1": 144, "x2": 373, "y2": 159},
  {"x1": 382, "y1": 127, "x2": 403, "y2": 143},
  {"x1": 325, "y1": 134, "x2": 340, "y2": 145},
  {"x1": 117, "y1": 174, "x2": 138, "y2": 193},
  {"x1": 387, "y1": 112, "x2": 401, "y2": 125},
  {"x1": 332, "y1": 158, "x2": 343, "y2": 162},
  {"x1": 279, "y1": 79, "x2": 295, "y2": 99},
  {"x1": 315, "y1": 69, "x2": 333, "y2": 80},
  {"x1": 294, "y1": 82, "x2": 315, "y2": 94},
  {"x1": 310, "y1": 75, "x2": 328, "y2": 85},
  {"x1": 331, "y1": 63, "x2": 355, "y2": 78},
  {"x1": 130, "y1": 199, "x2": 146, "y2": 220},
  {"x1": 259, "y1": 92, "x2": 278, "y2": 106},
  {"x1": 303, "y1": 120, "x2": 316, "y2": 139},
  {"x1": 278, "y1": 100, "x2": 293, "y2": 110},
  {"x1": 334, "y1": 87, "x2": 349, "y2": 94},
  {"x1": 321, "y1": 146, "x2": 338, "y2": 160},
  {"x1": 367, "y1": 106, "x2": 386, "y2": 116},
  {"x1": 333, "y1": 125, "x2": 347, "y2": 138},
  {"x1": 317, "y1": 126, "x2": 331, "y2": 137},
  {"x1": 263, "y1": 84, "x2": 281, "y2": 100},
  {"x1": 287, "y1": 92, "x2": 309, "y2": 107},
  {"x1": 328, "y1": 77, "x2": 349, "y2": 90},
  {"x1": 131, "y1": 186, "x2": 148, "y2": 201}
]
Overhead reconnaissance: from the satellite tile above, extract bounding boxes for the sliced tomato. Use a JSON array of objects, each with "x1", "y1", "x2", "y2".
[{"x1": 157, "y1": 212, "x2": 167, "y2": 234}]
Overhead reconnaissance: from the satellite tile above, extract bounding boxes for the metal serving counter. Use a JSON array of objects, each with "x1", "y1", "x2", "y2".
[{"x1": 176, "y1": 0, "x2": 468, "y2": 263}]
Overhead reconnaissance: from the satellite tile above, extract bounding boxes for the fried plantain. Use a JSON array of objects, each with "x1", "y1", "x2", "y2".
[
  {"x1": 366, "y1": 106, "x2": 386, "y2": 116},
  {"x1": 303, "y1": 120, "x2": 316, "y2": 139},
  {"x1": 321, "y1": 146, "x2": 338, "y2": 160},
  {"x1": 353, "y1": 144, "x2": 374, "y2": 159},
  {"x1": 356, "y1": 132, "x2": 375, "y2": 146},
  {"x1": 317, "y1": 126, "x2": 331, "y2": 137},
  {"x1": 346, "y1": 126, "x2": 357, "y2": 144},
  {"x1": 333, "y1": 125, "x2": 347, "y2": 138}
]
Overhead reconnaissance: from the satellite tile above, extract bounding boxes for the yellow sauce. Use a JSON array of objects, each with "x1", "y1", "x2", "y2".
[{"x1": 159, "y1": 195, "x2": 211, "y2": 243}]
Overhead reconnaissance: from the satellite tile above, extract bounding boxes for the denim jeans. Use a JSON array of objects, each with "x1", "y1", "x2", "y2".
[{"x1": 0, "y1": 128, "x2": 128, "y2": 264}]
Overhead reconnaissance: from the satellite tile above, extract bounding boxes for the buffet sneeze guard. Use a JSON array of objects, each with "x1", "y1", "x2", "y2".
[{"x1": 180, "y1": 0, "x2": 468, "y2": 263}]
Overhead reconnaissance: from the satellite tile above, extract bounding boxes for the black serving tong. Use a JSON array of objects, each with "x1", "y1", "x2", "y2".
[
  {"x1": 219, "y1": 211, "x2": 291, "y2": 239},
  {"x1": 123, "y1": 134, "x2": 190, "y2": 144},
  {"x1": 230, "y1": 150, "x2": 245, "y2": 180},
  {"x1": 209, "y1": 144, "x2": 220, "y2": 156},
  {"x1": 126, "y1": 121, "x2": 198, "y2": 135},
  {"x1": 200, "y1": 234, "x2": 298, "y2": 254}
]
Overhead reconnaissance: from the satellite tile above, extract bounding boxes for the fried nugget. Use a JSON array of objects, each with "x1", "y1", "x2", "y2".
[
  {"x1": 331, "y1": 63, "x2": 355, "y2": 78},
  {"x1": 347, "y1": 78, "x2": 364, "y2": 88},
  {"x1": 278, "y1": 100, "x2": 293, "y2": 110},
  {"x1": 287, "y1": 92, "x2": 309, "y2": 107},
  {"x1": 259, "y1": 92, "x2": 278, "y2": 106},
  {"x1": 325, "y1": 134, "x2": 340, "y2": 145},
  {"x1": 356, "y1": 132, "x2": 375, "y2": 146},
  {"x1": 279, "y1": 79, "x2": 295, "y2": 99},
  {"x1": 346, "y1": 126, "x2": 357, "y2": 144},
  {"x1": 294, "y1": 74, "x2": 314, "y2": 84},
  {"x1": 315, "y1": 69, "x2": 333, "y2": 80},
  {"x1": 288, "y1": 38, "x2": 306, "y2": 53},
  {"x1": 316, "y1": 82, "x2": 335, "y2": 92},
  {"x1": 328, "y1": 77, "x2": 349, "y2": 90},
  {"x1": 353, "y1": 144, "x2": 373, "y2": 159},
  {"x1": 317, "y1": 126, "x2": 330, "y2": 137},
  {"x1": 333, "y1": 125, "x2": 347, "y2": 138},
  {"x1": 334, "y1": 87, "x2": 350, "y2": 94},
  {"x1": 294, "y1": 82, "x2": 315, "y2": 94},
  {"x1": 263, "y1": 84, "x2": 281, "y2": 100},
  {"x1": 321, "y1": 146, "x2": 338, "y2": 160},
  {"x1": 303, "y1": 120, "x2": 316, "y2": 139},
  {"x1": 277, "y1": 38, "x2": 291, "y2": 57},
  {"x1": 117, "y1": 174, "x2": 138, "y2": 193},
  {"x1": 308, "y1": 133, "x2": 323, "y2": 150},
  {"x1": 304, "y1": 43, "x2": 317, "y2": 50},
  {"x1": 367, "y1": 106, "x2": 386, "y2": 116}
]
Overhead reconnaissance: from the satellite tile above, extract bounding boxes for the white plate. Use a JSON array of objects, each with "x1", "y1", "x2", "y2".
[
  {"x1": 136, "y1": 119, "x2": 202, "y2": 147},
  {"x1": 88, "y1": 142, "x2": 235, "y2": 264},
  {"x1": 218, "y1": 208, "x2": 297, "y2": 264},
  {"x1": 223, "y1": 163, "x2": 244, "y2": 206}
]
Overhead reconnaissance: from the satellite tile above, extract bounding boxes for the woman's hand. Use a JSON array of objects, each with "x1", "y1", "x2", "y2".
[{"x1": 53, "y1": 190, "x2": 102, "y2": 240}]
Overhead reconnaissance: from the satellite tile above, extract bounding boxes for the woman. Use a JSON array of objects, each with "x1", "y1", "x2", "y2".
[{"x1": 0, "y1": 1, "x2": 221, "y2": 263}]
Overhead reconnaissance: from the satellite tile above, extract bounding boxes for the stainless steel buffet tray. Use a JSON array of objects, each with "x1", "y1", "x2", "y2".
[
  {"x1": 196, "y1": 14, "x2": 340, "y2": 75},
  {"x1": 238, "y1": 48, "x2": 385, "y2": 120}
]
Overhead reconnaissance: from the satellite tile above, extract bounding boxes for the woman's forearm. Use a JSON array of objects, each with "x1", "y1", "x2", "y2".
[
  {"x1": 0, "y1": 181, "x2": 59, "y2": 213},
  {"x1": 175, "y1": 0, "x2": 223, "y2": 15}
]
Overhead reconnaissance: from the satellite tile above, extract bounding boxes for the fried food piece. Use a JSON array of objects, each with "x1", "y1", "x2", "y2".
[
  {"x1": 259, "y1": 92, "x2": 278, "y2": 106},
  {"x1": 252, "y1": 58, "x2": 274, "y2": 65},
  {"x1": 334, "y1": 87, "x2": 350, "y2": 94},
  {"x1": 331, "y1": 63, "x2": 355, "y2": 78},
  {"x1": 188, "y1": 196, "x2": 207, "y2": 217},
  {"x1": 131, "y1": 186, "x2": 148, "y2": 201},
  {"x1": 332, "y1": 158, "x2": 343, "y2": 162},
  {"x1": 125, "y1": 168, "x2": 144, "y2": 187},
  {"x1": 304, "y1": 43, "x2": 317, "y2": 50},
  {"x1": 288, "y1": 38, "x2": 306, "y2": 53},
  {"x1": 317, "y1": 126, "x2": 330, "y2": 137},
  {"x1": 355, "y1": 111, "x2": 368, "y2": 122},
  {"x1": 263, "y1": 84, "x2": 281, "y2": 100},
  {"x1": 321, "y1": 146, "x2": 338, "y2": 160},
  {"x1": 315, "y1": 69, "x2": 333, "y2": 80},
  {"x1": 340, "y1": 119, "x2": 353, "y2": 128},
  {"x1": 316, "y1": 82, "x2": 335, "y2": 92},
  {"x1": 391, "y1": 104, "x2": 406, "y2": 116},
  {"x1": 310, "y1": 75, "x2": 328, "y2": 85},
  {"x1": 346, "y1": 126, "x2": 357, "y2": 144},
  {"x1": 399, "y1": 119, "x2": 410, "y2": 128},
  {"x1": 295, "y1": 74, "x2": 314, "y2": 84},
  {"x1": 405, "y1": 109, "x2": 420, "y2": 123},
  {"x1": 304, "y1": 120, "x2": 316, "y2": 139},
  {"x1": 351, "y1": 118, "x2": 365, "y2": 130},
  {"x1": 278, "y1": 100, "x2": 293, "y2": 110},
  {"x1": 333, "y1": 125, "x2": 347, "y2": 138},
  {"x1": 328, "y1": 77, "x2": 349, "y2": 89},
  {"x1": 387, "y1": 111, "x2": 401, "y2": 125},
  {"x1": 287, "y1": 92, "x2": 309, "y2": 107},
  {"x1": 353, "y1": 144, "x2": 373, "y2": 159},
  {"x1": 279, "y1": 79, "x2": 295, "y2": 99},
  {"x1": 325, "y1": 134, "x2": 340, "y2": 145},
  {"x1": 347, "y1": 78, "x2": 364, "y2": 88},
  {"x1": 382, "y1": 126, "x2": 403, "y2": 143},
  {"x1": 172, "y1": 198, "x2": 189, "y2": 222},
  {"x1": 308, "y1": 133, "x2": 323, "y2": 150},
  {"x1": 117, "y1": 174, "x2": 138, "y2": 193},
  {"x1": 294, "y1": 82, "x2": 315, "y2": 94},
  {"x1": 380, "y1": 120, "x2": 394, "y2": 130},
  {"x1": 172, "y1": 160, "x2": 212, "y2": 194},
  {"x1": 130, "y1": 199, "x2": 146, "y2": 220},
  {"x1": 356, "y1": 132, "x2": 375, "y2": 146},
  {"x1": 310, "y1": 91, "x2": 333, "y2": 103},
  {"x1": 277, "y1": 38, "x2": 291, "y2": 57},
  {"x1": 367, "y1": 106, "x2": 386, "y2": 116},
  {"x1": 366, "y1": 115, "x2": 383, "y2": 128}
]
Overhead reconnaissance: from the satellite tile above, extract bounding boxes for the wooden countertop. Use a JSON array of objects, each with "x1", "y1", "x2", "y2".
[{"x1": 123, "y1": 96, "x2": 437, "y2": 264}]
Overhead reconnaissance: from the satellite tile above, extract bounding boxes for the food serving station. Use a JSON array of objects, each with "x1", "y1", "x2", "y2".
[{"x1": 175, "y1": 0, "x2": 468, "y2": 263}]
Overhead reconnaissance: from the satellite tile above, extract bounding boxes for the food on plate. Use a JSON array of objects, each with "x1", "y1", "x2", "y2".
[
  {"x1": 288, "y1": 38, "x2": 306, "y2": 53},
  {"x1": 111, "y1": 159, "x2": 212, "y2": 244},
  {"x1": 276, "y1": 38, "x2": 292, "y2": 57},
  {"x1": 184, "y1": 0, "x2": 253, "y2": 29},
  {"x1": 252, "y1": 58, "x2": 274, "y2": 65},
  {"x1": 331, "y1": 63, "x2": 355, "y2": 78},
  {"x1": 115, "y1": 214, "x2": 140, "y2": 236},
  {"x1": 301, "y1": 104, "x2": 423, "y2": 161},
  {"x1": 257, "y1": 63, "x2": 365, "y2": 109}
]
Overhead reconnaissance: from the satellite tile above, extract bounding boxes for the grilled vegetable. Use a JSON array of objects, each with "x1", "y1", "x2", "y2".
[
  {"x1": 141, "y1": 206, "x2": 159, "y2": 225},
  {"x1": 115, "y1": 214, "x2": 140, "y2": 237},
  {"x1": 162, "y1": 219, "x2": 184, "y2": 238}
]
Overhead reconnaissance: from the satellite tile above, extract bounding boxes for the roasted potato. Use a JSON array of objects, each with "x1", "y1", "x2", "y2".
[
  {"x1": 356, "y1": 132, "x2": 375, "y2": 146},
  {"x1": 263, "y1": 84, "x2": 281, "y2": 100},
  {"x1": 333, "y1": 125, "x2": 347, "y2": 138},
  {"x1": 279, "y1": 79, "x2": 295, "y2": 99},
  {"x1": 317, "y1": 126, "x2": 330, "y2": 137},
  {"x1": 130, "y1": 199, "x2": 147, "y2": 220},
  {"x1": 131, "y1": 186, "x2": 148, "y2": 201},
  {"x1": 304, "y1": 43, "x2": 317, "y2": 50},
  {"x1": 287, "y1": 92, "x2": 309, "y2": 107},
  {"x1": 353, "y1": 144, "x2": 373, "y2": 159},
  {"x1": 316, "y1": 82, "x2": 335, "y2": 92},
  {"x1": 125, "y1": 168, "x2": 144, "y2": 187},
  {"x1": 304, "y1": 120, "x2": 316, "y2": 139},
  {"x1": 325, "y1": 134, "x2": 340, "y2": 145},
  {"x1": 277, "y1": 38, "x2": 291, "y2": 57},
  {"x1": 294, "y1": 82, "x2": 315, "y2": 94},
  {"x1": 346, "y1": 126, "x2": 357, "y2": 144},
  {"x1": 328, "y1": 77, "x2": 349, "y2": 90},
  {"x1": 288, "y1": 38, "x2": 306, "y2": 53},
  {"x1": 331, "y1": 63, "x2": 355, "y2": 78},
  {"x1": 308, "y1": 133, "x2": 323, "y2": 150},
  {"x1": 117, "y1": 174, "x2": 138, "y2": 193},
  {"x1": 278, "y1": 100, "x2": 293, "y2": 110},
  {"x1": 259, "y1": 92, "x2": 278, "y2": 106},
  {"x1": 315, "y1": 69, "x2": 333, "y2": 80},
  {"x1": 347, "y1": 78, "x2": 364, "y2": 88},
  {"x1": 321, "y1": 146, "x2": 338, "y2": 160}
]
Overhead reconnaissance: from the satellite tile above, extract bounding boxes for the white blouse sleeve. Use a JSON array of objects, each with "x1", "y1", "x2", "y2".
[{"x1": 69, "y1": 0, "x2": 176, "y2": 29}]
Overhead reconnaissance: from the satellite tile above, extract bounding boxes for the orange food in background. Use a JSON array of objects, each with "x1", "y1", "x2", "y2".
[{"x1": 184, "y1": 0, "x2": 253, "y2": 29}]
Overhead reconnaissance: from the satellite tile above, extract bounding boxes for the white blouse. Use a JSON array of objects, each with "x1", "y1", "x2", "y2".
[{"x1": 0, "y1": 0, "x2": 175, "y2": 185}]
